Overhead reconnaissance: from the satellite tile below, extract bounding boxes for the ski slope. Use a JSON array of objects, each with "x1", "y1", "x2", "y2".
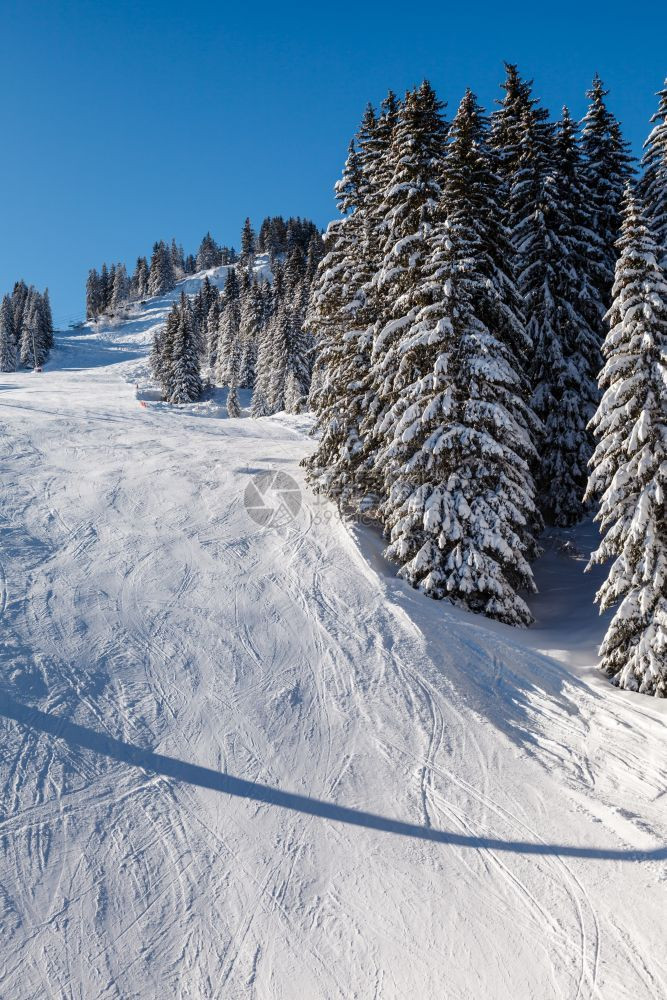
[{"x1": 0, "y1": 272, "x2": 665, "y2": 1000}]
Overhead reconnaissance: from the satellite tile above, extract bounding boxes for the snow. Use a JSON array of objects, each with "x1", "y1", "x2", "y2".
[{"x1": 0, "y1": 273, "x2": 665, "y2": 999}]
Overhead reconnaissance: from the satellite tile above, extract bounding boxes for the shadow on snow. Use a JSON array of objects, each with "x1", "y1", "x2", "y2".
[{"x1": 0, "y1": 693, "x2": 662, "y2": 863}]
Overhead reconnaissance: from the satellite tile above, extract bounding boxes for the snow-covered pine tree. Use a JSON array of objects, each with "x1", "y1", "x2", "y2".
[
  {"x1": 19, "y1": 290, "x2": 50, "y2": 368},
  {"x1": 131, "y1": 257, "x2": 149, "y2": 300},
  {"x1": 99, "y1": 264, "x2": 110, "y2": 312},
  {"x1": 111, "y1": 264, "x2": 129, "y2": 313},
  {"x1": 169, "y1": 294, "x2": 202, "y2": 404},
  {"x1": 170, "y1": 239, "x2": 185, "y2": 278},
  {"x1": 640, "y1": 79, "x2": 667, "y2": 268},
  {"x1": 41, "y1": 289, "x2": 54, "y2": 351},
  {"x1": 497, "y1": 73, "x2": 570, "y2": 523},
  {"x1": 11, "y1": 280, "x2": 30, "y2": 337},
  {"x1": 226, "y1": 382, "x2": 241, "y2": 417},
  {"x1": 204, "y1": 299, "x2": 221, "y2": 371},
  {"x1": 380, "y1": 205, "x2": 539, "y2": 625},
  {"x1": 303, "y1": 136, "x2": 374, "y2": 500},
  {"x1": 585, "y1": 188, "x2": 667, "y2": 695},
  {"x1": 215, "y1": 268, "x2": 241, "y2": 386},
  {"x1": 266, "y1": 304, "x2": 290, "y2": 413},
  {"x1": 362, "y1": 82, "x2": 448, "y2": 507},
  {"x1": 0, "y1": 295, "x2": 17, "y2": 371},
  {"x1": 86, "y1": 269, "x2": 101, "y2": 320},
  {"x1": 148, "y1": 241, "x2": 175, "y2": 297},
  {"x1": 251, "y1": 270, "x2": 282, "y2": 416},
  {"x1": 581, "y1": 75, "x2": 634, "y2": 301},
  {"x1": 240, "y1": 217, "x2": 256, "y2": 269},
  {"x1": 196, "y1": 232, "x2": 220, "y2": 271},
  {"x1": 238, "y1": 278, "x2": 263, "y2": 388},
  {"x1": 539, "y1": 107, "x2": 605, "y2": 525}
]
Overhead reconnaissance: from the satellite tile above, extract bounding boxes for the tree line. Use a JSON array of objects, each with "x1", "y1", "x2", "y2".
[
  {"x1": 303, "y1": 67, "x2": 666, "y2": 697},
  {"x1": 0, "y1": 281, "x2": 54, "y2": 371},
  {"x1": 85, "y1": 217, "x2": 322, "y2": 321}
]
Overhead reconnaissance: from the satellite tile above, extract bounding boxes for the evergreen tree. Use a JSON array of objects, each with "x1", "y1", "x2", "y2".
[
  {"x1": 86, "y1": 269, "x2": 101, "y2": 320},
  {"x1": 111, "y1": 264, "x2": 129, "y2": 313},
  {"x1": 11, "y1": 280, "x2": 30, "y2": 336},
  {"x1": 640, "y1": 79, "x2": 667, "y2": 268},
  {"x1": 226, "y1": 382, "x2": 241, "y2": 417},
  {"x1": 196, "y1": 232, "x2": 220, "y2": 271},
  {"x1": 169, "y1": 294, "x2": 202, "y2": 403},
  {"x1": 99, "y1": 263, "x2": 110, "y2": 312},
  {"x1": 540, "y1": 107, "x2": 604, "y2": 524},
  {"x1": 0, "y1": 295, "x2": 17, "y2": 372},
  {"x1": 380, "y1": 209, "x2": 539, "y2": 625},
  {"x1": 132, "y1": 257, "x2": 149, "y2": 299},
  {"x1": 215, "y1": 269, "x2": 241, "y2": 386},
  {"x1": 362, "y1": 81, "x2": 448, "y2": 504},
  {"x1": 170, "y1": 238, "x2": 185, "y2": 277},
  {"x1": 580, "y1": 75, "x2": 634, "y2": 300},
  {"x1": 585, "y1": 189, "x2": 667, "y2": 695},
  {"x1": 148, "y1": 241, "x2": 175, "y2": 297},
  {"x1": 304, "y1": 136, "x2": 374, "y2": 498},
  {"x1": 240, "y1": 217, "x2": 256, "y2": 267}
]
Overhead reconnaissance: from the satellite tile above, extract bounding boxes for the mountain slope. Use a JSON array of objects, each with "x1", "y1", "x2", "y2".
[{"x1": 0, "y1": 272, "x2": 665, "y2": 1000}]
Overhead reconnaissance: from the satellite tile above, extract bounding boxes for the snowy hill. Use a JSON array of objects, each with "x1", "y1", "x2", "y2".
[{"x1": 0, "y1": 272, "x2": 665, "y2": 1000}]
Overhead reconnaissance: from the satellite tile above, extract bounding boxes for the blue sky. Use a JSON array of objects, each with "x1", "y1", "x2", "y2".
[{"x1": 1, "y1": 0, "x2": 665, "y2": 325}]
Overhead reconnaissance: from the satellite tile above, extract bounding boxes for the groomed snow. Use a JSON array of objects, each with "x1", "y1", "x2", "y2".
[{"x1": 0, "y1": 271, "x2": 665, "y2": 999}]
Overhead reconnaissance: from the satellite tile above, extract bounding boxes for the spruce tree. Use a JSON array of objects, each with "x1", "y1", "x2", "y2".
[
  {"x1": 86, "y1": 269, "x2": 101, "y2": 320},
  {"x1": 363, "y1": 82, "x2": 448, "y2": 505},
  {"x1": 196, "y1": 232, "x2": 220, "y2": 271},
  {"x1": 585, "y1": 189, "x2": 667, "y2": 696},
  {"x1": 226, "y1": 382, "x2": 241, "y2": 417},
  {"x1": 640, "y1": 79, "x2": 667, "y2": 268},
  {"x1": 0, "y1": 295, "x2": 17, "y2": 372},
  {"x1": 380, "y1": 209, "x2": 539, "y2": 625},
  {"x1": 132, "y1": 257, "x2": 149, "y2": 299},
  {"x1": 304, "y1": 138, "x2": 374, "y2": 499},
  {"x1": 148, "y1": 241, "x2": 175, "y2": 297},
  {"x1": 169, "y1": 294, "x2": 202, "y2": 403},
  {"x1": 240, "y1": 217, "x2": 256, "y2": 267},
  {"x1": 581, "y1": 75, "x2": 634, "y2": 300},
  {"x1": 541, "y1": 108, "x2": 604, "y2": 524},
  {"x1": 215, "y1": 269, "x2": 241, "y2": 386}
]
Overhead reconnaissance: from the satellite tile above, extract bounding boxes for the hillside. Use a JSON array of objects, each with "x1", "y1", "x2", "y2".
[{"x1": 0, "y1": 269, "x2": 665, "y2": 1000}]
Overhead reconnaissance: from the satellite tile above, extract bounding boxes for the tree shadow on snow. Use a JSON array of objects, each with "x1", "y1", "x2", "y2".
[{"x1": 0, "y1": 693, "x2": 661, "y2": 862}]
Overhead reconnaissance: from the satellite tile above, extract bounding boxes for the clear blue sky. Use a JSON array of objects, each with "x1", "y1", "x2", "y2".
[{"x1": 1, "y1": 0, "x2": 665, "y2": 326}]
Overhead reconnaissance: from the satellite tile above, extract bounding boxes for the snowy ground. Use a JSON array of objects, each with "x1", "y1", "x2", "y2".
[{"x1": 0, "y1": 272, "x2": 665, "y2": 1000}]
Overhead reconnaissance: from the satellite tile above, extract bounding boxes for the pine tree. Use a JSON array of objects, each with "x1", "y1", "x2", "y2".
[
  {"x1": 169, "y1": 294, "x2": 202, "y2": 403},
  {"x1": 0, "y1": 295, "x2": 17, "y2": 372},
  {"x1": 363, "y1": 82, "x2": 448, "y2": 504},
  {"x1": 304, "y1": 136, "x2": 375, "y2": 498},
  {"x1": 11, "y1": 280, "x2": 30, "y2": 337},
  {"x1": 585, "y1": 189, "x2": 667, "y2": 696},
  {"x1": 111, "y1": 264, "x2": 129, "y2": 313},
  {"x1": 170, "y1": 238, "x2": 185, "y2": 277},
  {"x1": 86, "y1": 269, "x2": 101, "y2": 320},
  {"x1": 132, "y1": 257, "x2": 149, "y2": 300},
  {"x1": 196, "y1": 232, "x2": 220, "y2": 271},
  {"x1": 581, "y1": 75, "x2": 634, "y2": 300},
  {"x1": 148, "y1": 241, "x2": 175, "y2": 297},
  {"x1": 640, "y1": 79, "x2": 667, "y2": 268},
  {"x1": 215, "y1": 269, "x2": 241, "y2": 386},
  {"x1": 226, "y1": 382, "x2": 241, "y2": 417},
  {"x1": 99, "y1": 263, "x2": 110, "y2": 313},
  {"x1": 380, "y1": 209, "x2": 539, "y2": 625},
  {"x1": 540, "y1": 107, "x2": 604, "y2": 524},
  {"x1": 240, "y1": 217, "x2": 256, "y2": 267}
]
